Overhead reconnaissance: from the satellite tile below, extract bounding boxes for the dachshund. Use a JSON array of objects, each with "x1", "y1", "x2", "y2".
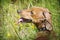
[{"x1": 17, "y1": 7, "x2": 55, "y2": 40}]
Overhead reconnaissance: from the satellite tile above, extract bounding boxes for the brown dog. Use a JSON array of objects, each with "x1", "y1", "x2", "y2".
[{"x1": 17, "y1": 7, "x2": 53, "y2": 40}]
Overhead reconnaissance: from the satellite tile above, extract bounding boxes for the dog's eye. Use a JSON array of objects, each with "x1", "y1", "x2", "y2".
[
  {"x1": 30, "y1": 11, "x2": 33, "y2": 14},
  {"x1": 49, "y1": 12, "x2": 51, "y2": 14}
]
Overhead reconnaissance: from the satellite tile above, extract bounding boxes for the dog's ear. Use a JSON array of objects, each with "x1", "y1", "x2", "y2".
[{"x1": 43, "y1": 12, "x2": 52, "y2": 31}]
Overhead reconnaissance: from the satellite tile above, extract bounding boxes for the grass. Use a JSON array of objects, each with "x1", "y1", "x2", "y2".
[{"x1": 0, "y1": 0, "x2": 60, "y2": 40}]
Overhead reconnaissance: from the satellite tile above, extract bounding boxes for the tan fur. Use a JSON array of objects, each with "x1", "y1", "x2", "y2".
[{"x1": 17, "y1": 7, "x2": 55, "y2": 40}]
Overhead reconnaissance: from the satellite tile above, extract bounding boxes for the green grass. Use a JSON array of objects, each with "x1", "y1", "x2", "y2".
[{"x1": 0, "y1": 0, "x2": 60, "y2": 40}]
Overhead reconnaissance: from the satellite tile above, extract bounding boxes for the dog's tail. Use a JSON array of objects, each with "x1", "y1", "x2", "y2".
[
  {"x1": 35, "y1": 30, "x2": 56, "y2": 40},
  {"x1": 35, "y1": 31, "x2": 51, "y2": 40},
  {"x1": 35, "y1": 36, "x2": 49, "y2": 40}
]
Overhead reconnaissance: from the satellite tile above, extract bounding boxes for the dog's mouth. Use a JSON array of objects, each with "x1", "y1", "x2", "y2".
[{"x1": 18, "y1": 17, "x2": 32, "y2": 23}]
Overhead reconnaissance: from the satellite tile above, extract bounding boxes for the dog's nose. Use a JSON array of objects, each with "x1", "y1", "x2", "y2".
[{"x1": 17, "y1": 10, "x2": 22, "y2": 14}]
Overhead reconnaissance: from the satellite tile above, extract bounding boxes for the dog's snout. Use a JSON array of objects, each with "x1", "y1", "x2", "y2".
[{"x1": 17, "y1": 10, "x2": 22, "y2": 14}]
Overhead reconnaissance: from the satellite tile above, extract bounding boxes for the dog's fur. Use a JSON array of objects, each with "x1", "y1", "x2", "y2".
[{"x1": 17, "y1": 7, "x2": 55, "y2": 40}]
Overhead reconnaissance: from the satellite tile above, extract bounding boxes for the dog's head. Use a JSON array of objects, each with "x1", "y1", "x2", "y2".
[
  {"x1": 17, "y1": 7, "x2": 52, "y2": 31},
  {"x1": 17, "y1": 7, "x2": 50, "y2": 23}
]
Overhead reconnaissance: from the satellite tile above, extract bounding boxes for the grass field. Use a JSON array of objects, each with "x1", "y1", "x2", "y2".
[{"x1": 0, "y1": 0, "x2": 60, "y2": 40}]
